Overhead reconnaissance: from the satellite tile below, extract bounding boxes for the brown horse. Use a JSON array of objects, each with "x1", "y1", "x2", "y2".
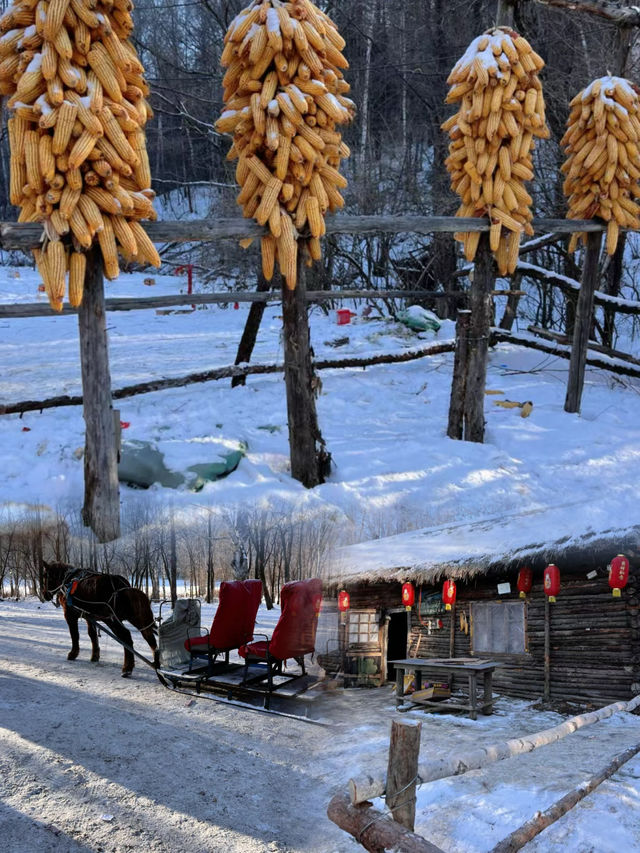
[{"x1": 42, "y1": 560, "x2": 159, "y2": 677}]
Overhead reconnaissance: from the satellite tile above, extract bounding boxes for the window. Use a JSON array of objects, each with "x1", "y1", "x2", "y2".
[
  {"x1": 347, "y1": 610, "x2": 379, "y2": 647},
  {"x1": 471, "y1": 601, "x2": 526, "y2": 654}
]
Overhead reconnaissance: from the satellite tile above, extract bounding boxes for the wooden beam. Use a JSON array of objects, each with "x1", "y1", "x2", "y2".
[
  {"x1": 528, "y1": 325, "x2": 640, "y2": 366},
  {"x1": 565, "y1": 231, "x2": 602, "y2": 413},
  {"x1": 0, "y1": 289, "x2": 470, "y2": 319},
  {"x1": 516, "y1": 261, "x2": 640, "y2": 315},
  {"x1": 464, "y1": 234, "x2": 495, "y2": 443},
  {"x1": 77, "y1": 246, "x2": 120, "y2": 543},
  {"x1": 447, "y1": 310, "x2": 471, "y2": 440},
  {"x1": 0, "y1": 216, "x2": 614, "y2": 251}
]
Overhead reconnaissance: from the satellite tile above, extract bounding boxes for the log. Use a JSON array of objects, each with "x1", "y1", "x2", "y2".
[
  {"x1": 491, "y1": 329, "x2": 640, "y2": 380},
  {"x1": 527, "y1": 325, "x2": 640, "y2": 367},
  {"x1": 386, "y1": 720, "x2": 422, "y2": 831},
  {"x1": 349, "y1": 694, "x2": 640, "y2": 805},
  {"x1": 327, "y1": 794, "x2": 444, "y2": 853},
  {"x1": 231, "y1": 272, "x2": 273, "y2": 388},
  {"x1": 0, "y1": 216, "x2": 611, "y2": 251},
  {"x1": 77, "y1": 246, "x2": 120, "y2": 542},
  {"x1": 490, "y1": 741, "x2": 640, "y2": 853},
  {"x1": 565, "y1": 231, "x2": 603, "y2": 413},
  {"x1": 0, "y1": 340, "x2": 456, "y2": 416}
]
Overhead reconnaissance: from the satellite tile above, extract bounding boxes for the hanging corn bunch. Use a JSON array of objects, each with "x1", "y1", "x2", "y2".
[
  {"x1": 442, "y1": 27, "x2": 550, "y2": 275},
  {"x1": 562, "y1": 76, "x2": 640, "y2": 256},
  {"x1": 216, "y1": 0, "x2": 354, "y2": 290},
  {"x1": 1, "y1": 0, "x2": 159, "y2": 311}
]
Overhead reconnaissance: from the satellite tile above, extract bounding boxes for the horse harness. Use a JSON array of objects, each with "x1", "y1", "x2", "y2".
[{"x1": 51, "y1": 568, "x2": 123, "y2": 619}]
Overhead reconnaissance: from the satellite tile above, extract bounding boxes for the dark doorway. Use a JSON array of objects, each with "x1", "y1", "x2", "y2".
[{"x1": 386, "y1": 611, "x2": 408, "y2": 682}]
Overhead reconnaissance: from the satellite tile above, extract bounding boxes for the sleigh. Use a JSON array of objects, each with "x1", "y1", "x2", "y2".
[{"x1": 156, "y1": 578, "x2": 324, "y2": 718}]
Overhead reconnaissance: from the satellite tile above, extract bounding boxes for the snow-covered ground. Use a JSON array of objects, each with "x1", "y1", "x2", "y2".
[
  {"x1": 1, "y1": 264, "x2": 639, "y2": 544},
  {"x1": 1, "y1": 597, "x2": 640, "y2": 853}
]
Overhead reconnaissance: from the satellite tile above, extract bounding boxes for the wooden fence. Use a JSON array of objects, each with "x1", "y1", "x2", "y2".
[{"x1": 1, "y1": 214, "x2": 637, "y2": 541}]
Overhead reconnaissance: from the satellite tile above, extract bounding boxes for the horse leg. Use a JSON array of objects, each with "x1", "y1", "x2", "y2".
[
  {"x1": 86, "y1": 618, "x2": 100, "y2": 662},
  {"x1": 140, "y1": 626, "x2": 159, "y2": 668},
  {"x1": 108, "y1": 620, "x2": 135, "y2": 677},
  {"x1": 123, "y1": 589, "x2": 159, "y2": 668},
  {"x1": 64, "y1": 608, "x2": 80, "y2": 661}
]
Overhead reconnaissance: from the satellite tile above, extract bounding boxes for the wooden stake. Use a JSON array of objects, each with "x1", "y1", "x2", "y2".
[
  {"x1": 232, "y1": 272, "x2": 272, "y2": 388},
  {"x1": 544, "y1": 595, "x2": 551, "y2": 702},
  {"x1": 565, "y1": 231, "x2": 602, "y2": 413},
  {"x1": 490, "y1": 742, "x2": 640, "y2": 852},
  {"x1": 386, "y1": 720, "x2": 422, "y2": 832},
  {"x1": 78, "y1": 245, "x2": 120, "y2": 543},
  {"x1": 281, "y1": 248, "x2": 330, "y2": 488}
]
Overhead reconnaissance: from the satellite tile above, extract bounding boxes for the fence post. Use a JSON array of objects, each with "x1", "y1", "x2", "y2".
[
  {"x1": 447, "y1": 309, "x2": 472, "y2": 439},
  {"x1": 386, "y1": 719, "x2": 422, "y2": 832},
  {"x1": 78, "y1": 245, "x2": 120, "y2": 543},
  {"x1": 463, "y1": 234, "x2": 495, "y2": 442},
  {"x1": 564, "y1": 231, "x2": 602, "y2": 413}
]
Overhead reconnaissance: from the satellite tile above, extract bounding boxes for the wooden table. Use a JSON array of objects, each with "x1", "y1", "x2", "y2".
[{"x1": 389, "y1": 657, "x2": 501, "y2": 720}]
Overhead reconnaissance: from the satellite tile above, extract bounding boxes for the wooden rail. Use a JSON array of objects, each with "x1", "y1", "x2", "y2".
[{"x1": 0, "y1": 215, "x2": 611, "y2": 251}]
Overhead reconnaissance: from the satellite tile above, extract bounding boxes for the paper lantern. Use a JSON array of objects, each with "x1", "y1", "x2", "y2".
[
  {"x1": 544, "y1": 564, "x2": 560, "y2": 603},
  {"x1": 402, "y1": 582, "x2": 415, "y2": 610},
  {"x1": 609, "y1": 555, "x2": 630, "y2": 598},
  {"x1": 443, "y1": 580, "x2": 457, "y2": 611},
  {"x1": 338, "y1": 590, "x2": 350, "y2": 612},
  {"x1": 517, "y1": 567, "x2": 533, "y2": 599}
]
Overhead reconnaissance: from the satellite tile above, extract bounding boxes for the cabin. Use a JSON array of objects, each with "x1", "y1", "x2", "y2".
[{"x1": 326, "y1": 506, "x2": 640, "y2": 707}]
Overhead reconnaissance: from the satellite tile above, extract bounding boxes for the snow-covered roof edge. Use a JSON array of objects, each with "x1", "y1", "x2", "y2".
[{"x1": 328, "y1": 502, "x2": 640, "y2": 587}]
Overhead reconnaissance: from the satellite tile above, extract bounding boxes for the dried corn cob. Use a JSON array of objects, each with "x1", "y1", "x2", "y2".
[
  {"x1": 443, "y1": 27, "x2": 549, "y2": 275},
  {"x1": 216, "y1": 0, "x2": 354, "y2": 289},
  {"x1": 562, "y1": 76, "x2": 640, "y2": 255},
  {"x1": 1, "y1": 0, "x2": 158, "y2": 309}
]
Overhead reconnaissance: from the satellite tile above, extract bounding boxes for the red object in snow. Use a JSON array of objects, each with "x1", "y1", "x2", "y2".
[
  {"x1": 175, "y1": 263, "x2": 194, "y2": 295},
  {"x1": 338, "y1": 590, "x2": 351, "y2": 612},
  {"x1": 401, "y1": 582, "x2": 415, "y2": 610},
  {"x1": 119, "y1": 421, "x2": 131, "y2": 429},
  {"x1": 239, "y1": 578, "x2": 322, "y2": 661},
  {"x1": 609, "y1": 554, "x2": 630, "y2": 598},
  {"x1": 336, "y1": 309, "x2": 352, "y2": 325},
  {"x1": 21, "y1": 426, "x2": 31, "y2": 432},
  {"x1": 185, "y1": 579, "x2": 262, "y2": 656},
  {"x1": 234, "y1": 301, "x2": 239, "y2": 309},
  {"x1": 442, "y1": 579, "x2": 456, "y2": 611},
  {"x1": 517, "y1": 567, "x2": 533, "y2": 599},
  {"x1": 544, "y1": 564, "x2": 560, "y2": 603}
]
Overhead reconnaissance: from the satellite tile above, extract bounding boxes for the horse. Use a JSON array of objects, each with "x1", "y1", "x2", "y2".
[{"x1": 42, "y1": 560, "x2": 159, "y2": 677}]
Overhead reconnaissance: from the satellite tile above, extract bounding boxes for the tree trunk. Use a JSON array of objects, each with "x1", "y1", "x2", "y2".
[
  {"x1": 78, "y1": 245, "x2": 120, "y2": 543},
  {"x1": 232, "y1": 272, "x2": 272, "y2": 388},
  {"x1": 281, "y1": 251, "x2": 330, "y2": 488},
  {"x1": 499, "y1": 273, "x2": 522, "y2": 331},
  {"x1": 447, "y1": 310, "x2": 471, "y2": 440}
]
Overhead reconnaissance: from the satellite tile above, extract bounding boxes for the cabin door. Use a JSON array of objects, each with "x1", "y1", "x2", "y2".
[{"x1": 386, "y1": 610, "x2": 409, "y2": 682}]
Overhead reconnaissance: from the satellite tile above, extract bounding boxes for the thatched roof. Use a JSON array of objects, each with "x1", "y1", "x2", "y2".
[{"x1": 329, "y1": 501, "x2": 640, "y2": 587}]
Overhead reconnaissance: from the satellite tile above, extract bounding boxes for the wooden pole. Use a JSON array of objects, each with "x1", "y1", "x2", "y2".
[
  {"x1": 78, "y1": 245, "x2": 120, "y2": 543},
  {"x1": 447, "y1": 310, "x2": 471, "y2": 440},
  {"x1": 281, "y1": 249, "x2": 330, "y2": 488},
  {"x1": 327, "y1": 793, "x2": 445, "y2": 853},
  {"x1": 231, "y1": 272, "x2": 273, "y2": 388},
  {"x1": 544, "y1": 596, "x2": 551, "y2": 702},
  {"x1": 496, "y1": 0, "x2": 516, "y2": 26},
  {"x1": 564, "y1": 231, "x2": 602, "y2": 413},
  {"x1": 464, "y1": 234, "x2": 495, "y2": 442},
  {"x1": 386, "y1": 720, "x2": 422, "y2": 832},
  {"x1": 490, "y1": 742, "x2": 640, "y2": 853}
]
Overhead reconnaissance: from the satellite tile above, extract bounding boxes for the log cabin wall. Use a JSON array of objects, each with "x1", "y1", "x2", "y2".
[{"x1": 339, "y1": 566, "x2": 639, "y2": 706}]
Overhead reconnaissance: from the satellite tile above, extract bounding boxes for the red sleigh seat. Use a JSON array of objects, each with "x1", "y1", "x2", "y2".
[
  {"x1": 185, "y1": 579, "x2": 262, "y2": 666},
  {"x1": 238, "y1": 579, "x2": 322, "y2": 697}
]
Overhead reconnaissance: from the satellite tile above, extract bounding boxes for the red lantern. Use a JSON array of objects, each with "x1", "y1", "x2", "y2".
[
  {"x1": 544, "y1": 564, "x2": 560, "y2": 603},
  {"x1": 338, "y1": 590, "x2": 350, "y2": 612},
  {"x1": 442, "y1": 579, "x2": 456, "y2": 611},
  {"x1": 402, "y1": 582, "x2": 415, "y2": 610},
  {"x1": 517, "y1": 567, "x2": 533, "y2": 599},
  {"x1": 609, "y1": 555, "x2": 630, "y2": 598}
]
